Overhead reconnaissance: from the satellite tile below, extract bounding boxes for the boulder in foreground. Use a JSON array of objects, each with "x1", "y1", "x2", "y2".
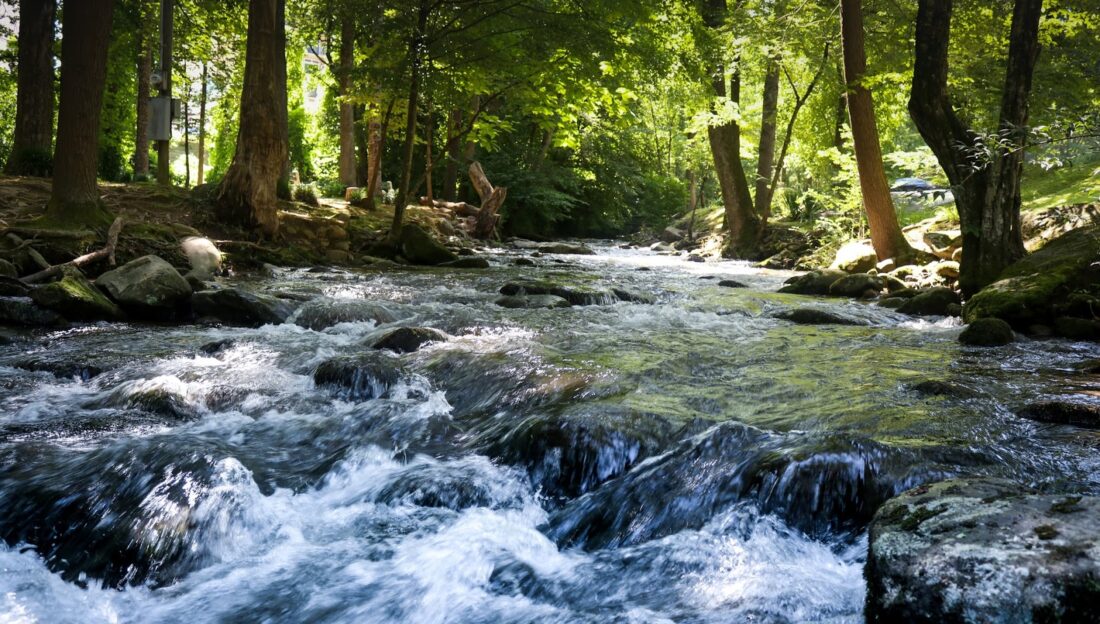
[
  {"x1": 96, "y1": 255, "x2": 191, "y2": 317},
  {"x1": 867, "y1": 478, "x2": 1100, "y2": 623}
]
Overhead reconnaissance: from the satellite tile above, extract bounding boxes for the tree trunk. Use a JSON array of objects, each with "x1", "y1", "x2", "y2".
[
  {"x1": 215, "y1": 0, "x2": 287, "y2": 237},
  {"x1": 441, "y1": 108, "x2": 461, "y2": 201},
  {"x1": 156, "y1": 0, "x2": 173, "y2": 186},
  {"x1": 840, "y1": 0, "x2": 915, "y2": 263},
  {"x1": 45, "y1": 0, "x2": 115, "y2": 227},
  {"x1": 5, "y1": 0, "x2": 56, "y2": 176},
  {"x1": 687, "y1": 169, "x2": 698, "y2": 241},
  {"x1": 909, "y1": 0, "x2": 1040, "y2": 295},
  {"x1": 275, "y1": 0, "x2": 290, "y2": 193},
  {"x1": 389, "y1": 0, "x2": 430, "y2": 241},
  {"x1": 197, "y1": 62, "x2": 207, "y2": 185},
  {"x1": 424, "y1": 106, "x2": 434, "y2": 204},
  {"x1": 754, "y1": 56, "x2": 780, "y2": 218},
  {"x1": 183, "y1": 77, "x2": 191, "y2": 187},
  {"x1": 469, "y1": 161, "x2": 505, "y2": 240},
  {"x1": 337, "y1": 17, "x2": 357, "y2": 187},
  {"x1": 134, "y1": 33, "x2": 152, "y2": 179}
]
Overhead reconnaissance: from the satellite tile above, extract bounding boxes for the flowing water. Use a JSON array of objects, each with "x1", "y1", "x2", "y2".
[{"x1": 2, "y1": 244, "x2": 1099, "y2": 623}]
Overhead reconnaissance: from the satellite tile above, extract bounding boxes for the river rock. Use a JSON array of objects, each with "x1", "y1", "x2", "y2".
[
  {"x1": 0, "y1": 258, "x2": 17, "y2": 278},
  {"x1": 660, "y1": 227, "x2": 684, "y2": 243},
  {"x1": 908, "y1": 380, "x2": 979, "y2": 398},
  {"x1": 0, "y1": 296, "x2": 66, "y2": 326},
  {"x1": 828, "y1": 273, "x2": 885, "y2": 298},
  {"x1": 867, "y1": 478, "x2": 1100, "y2": 623},
  {"x1": 495, "y1": 295, "x2": 571, "y2": 309},
  {"x1": 179, "y1": 237, "x2": 222, "y2": 277},
  {"x1": 773, "y1": 308, "x2": 868, "y2": 326},
  {"x1": 1053, "y1": 316, "x2": 1100, "y2": 340},
  {"x1": 778, "y1": 270, "x2": 848, "y2": 296},
  {"x1": 958, "y1": 318, "x2": 1015, "y2": 346},
  {"x1": 127, "y1": 388, "x2": 199, "y2": 420},
  {"x1": 293, "y1": 299, "x2": 400, "y2": 330},
  {"x1": 611, "y1": 288, "x2": 654, "y2": 304},
  {"x1": 191, "y1": 288, "x2": 295, "y2": 327},
  {"x1": 898, "y1": 287, "x2": 961, "y2": 316},
  {"x1": 30, "y1": 272, "x2": 125, "y2": 322},
  {"x1": 718, "y1": 279, "x2": 747, "y2": 288},
  {"x1": 440, "y1": 256, "x2": 491, "y2": 269},
  {"x1": 539, "y1": 242, "x2": 596, "y2": 255},
  {"x1": 13, "y1": 357, "x2": 103, "y2": 381},
  {"x1": 95, "y1": 255, "x2": 191, "y2": 317},
  {"x1": 500, "y1": 281, "x2": 618, "y2": 306},
  {"x1": 965, "y1": 226, "x2": 1100, "y2": 327},
  {"x1": 0, "y1": 276, "x2": 30, "y2": 297},
  {"x1": 372, "y1": 327, "x2": 448, "y2": 353},
  {"x1": 314, "y1": 353, "x2": 405, "y2": 400},
  {"x1": 878, "y1": 297, "x2": 906, "y2": 309},
  {"x1": 830, "y1": 241, "x2": 877, "y2": 273},
  {"x1": 1018, "y1": 399, "x2": 1100, "y2": 428},
  {"x1": 513, "y1": 258, "x2": 535, "y2": 267},
  {"x1": 398, "y1": 224, "x2": 458, "y2": 265}
]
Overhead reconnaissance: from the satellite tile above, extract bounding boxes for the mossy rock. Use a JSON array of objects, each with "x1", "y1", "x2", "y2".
[
  {"x1": 399, "y1": 224, "x2": 458, "y2": 266},
  {"x1": 964, "y1": 226, "x2": 1100, "y2": 327},
  {"x1": 30, "y1": 272, "x2": 125, "y2": 322},
  {"x1": 898, "y1": 287, "x2": 961, "y2": 317},
  {"x1": 777, "y1": 270, "x2": 848, "y2": 296},
  {"x1": 958, "y1": 318, "x2": 1015, "y2": 346}
]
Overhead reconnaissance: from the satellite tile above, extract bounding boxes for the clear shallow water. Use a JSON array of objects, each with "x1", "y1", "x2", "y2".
[{"x1": 1, "y1": 244, "x2": 1099, "y2": 623}]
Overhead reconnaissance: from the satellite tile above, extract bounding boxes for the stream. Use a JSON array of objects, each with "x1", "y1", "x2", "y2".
[{"x1": 2, "y1": 243, "x2": 1100, "y2": 623}]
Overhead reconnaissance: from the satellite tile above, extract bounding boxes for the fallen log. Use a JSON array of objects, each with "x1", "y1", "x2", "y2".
[
  {"x1": 21, "y1": 217, "x2": 124, "y2": 284},
  {"x1": 418, "y1": 197, "x2": 480, "y2": 217},
  {"x1": 468, "y1": 161, "x2": 506, "y2": 240}
]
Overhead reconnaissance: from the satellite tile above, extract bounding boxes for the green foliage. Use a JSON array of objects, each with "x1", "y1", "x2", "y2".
[{"x1": 292, "y1": 182, "x2": 320, "y2": 206}]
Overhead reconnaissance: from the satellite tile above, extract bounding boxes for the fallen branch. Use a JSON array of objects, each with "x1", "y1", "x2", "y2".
[
  {"x1": 21, "y1": 217, "x2": 124, "y2": 284},
  {"x1": 417, "y1": 196, "x2": 480, "y2": 217}
]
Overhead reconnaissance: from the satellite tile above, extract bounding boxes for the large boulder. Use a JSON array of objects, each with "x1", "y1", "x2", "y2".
[
  {"x1": 898, "y1": 287, "x2": 961, "y2": 317},
  {"x1": 964, "y1": 226, "x2": 1100, "y2": 327},
  {"x1": 191, "y1": 288, "x2": 295, "y2": 327},
  {"x1": 828, "y1": 273, "x2": 885, "y2": 298},
  {"x1": 0, "y1": 296, "x2": 65, "y2": 326},
  {"x1": 398, "y1": 224, "x2": 458, "y2": 266},
  {"x1": 179, "y1": 237, "x2": 222, "y2": 278},
  {"x1": 958, "y1": 318, "x2": 1015, "y2": 346},
  {"x1": 30, "y1": 272, "x2": 125, "y2": 321},
  {"x1": 660, "y1": 227, "x2": 684, "y2": 244},
  {"x1": 830, "y1": 241, "x2": 878, "y2": 273},
  {"x1": 777, "y1": 270, "x2": 848, "y2": 296},
  {"x1": 372, "y1": 327, "x2": 448, "y2": 353},
  {"x1": 95, "y1": 255, "x2": 191, "y2": 317},
  {"x1": 867, "y1": 479, "x2": 1100, "y2": 623}
]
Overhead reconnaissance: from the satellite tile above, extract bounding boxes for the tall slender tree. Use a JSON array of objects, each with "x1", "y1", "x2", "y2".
[
  {"x1": 389, "y1": 0, "x2": 430, "y2": 241},
  {"x1": 215, "y1": 0, "x2": 288, "y2": 236},
  {"x1": 337, "y1": 16, "x2": 357, "y2": 188},
  {"x1": 839, "y1": 0, "x2": 916, "y2": 263},
  {"x1": 5, "y1": 0, "x2": 56, "y2": 176},
  {"x1": 45, "y1": 0, "x2": 116, "y2": 227},
  {"x1": 909, "y1": 0, "x2": 1043, "y2": 295}
]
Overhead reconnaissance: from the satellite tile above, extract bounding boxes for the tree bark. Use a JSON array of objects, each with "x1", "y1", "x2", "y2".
[
  {"x1": 275, "y1": 0, "x2": 290, "y2": 192},
  {"x1": 215, "y1": 0, "x2": 287, "y2": 237},
  {"x1": 703, "y1": 0, "x2": 762, "y2": 259},
  {"x1": 156, "y1": 0, "x2": 173, "y2": 186},
  {"x1": 469, "y1": 161, "x2": 505, "y2": 239},
  {"x1": 687, "y1": 169, "x2": 698, "y2": 241},
  {"x1": 441, "y1": 108, "x2": 461, "y2": 201},
  {"x1": 389, "y1": 0, "x2": 430, "y2": 241},
  {"x1": 840, "y1": 0, "x2": 915, "y2": 263},
  {"x1": 183, "y1": 76, "x2": 191, "y2": 187},
  {"x1": 753, "y1": 56, "x2": 780, "y2": 218},
  {"x1": 46, "y1": 0, "x2": 115, "y2": 227},
  {"x1": 337, "y1": 16, "x2": 357, "y2": 187},
  {"x1": 197, "y1": 62, "x2": 207, "y2": 185},
  {"x1": 909, "y1": 0, "x2": 1040, "y2": 295},
  {"x1": 424, "y1": 106, "x2": 434, "y2": 203},
  {"x1": 5, "y1": 0, "x2": 56, "y2": 176},
  {"x1": 134, "y1": 32, "x2": 152, "y2": 179}
]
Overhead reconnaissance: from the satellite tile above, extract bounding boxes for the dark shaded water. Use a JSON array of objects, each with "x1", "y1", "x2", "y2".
[{"x1": 1, "y1": 244, "x2": 1099, "y2": 623}]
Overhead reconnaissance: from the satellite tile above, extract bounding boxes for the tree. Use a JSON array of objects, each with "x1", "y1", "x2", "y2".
[
  {"x1": 909, "y1": 0, "x2": 1043, "y2": 295},
  {"x1": 839, "y1": 0, "x2": 916, "y2": 263},
  {"x1": 389, "y1": 0, "x2": 430, "y2": 241},
  {"x1": 215, "y1": 0, "x2": 288, "y2": 236},
  {"x1": 5, "y1": 0, "x2": 55, "y2": 176},
  {"x1": 702, "y1": 0, "x2": 763, "y2": 259},
  {"x1": 336, "y1": 15, "x2": 357, "y2": 187},
  {"x1": 45, "y1": 0, "x2": 116, "y2": 227}
]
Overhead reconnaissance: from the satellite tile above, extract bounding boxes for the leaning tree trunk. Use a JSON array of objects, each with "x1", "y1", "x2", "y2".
[
  {"x1": 46, "y1": 0, "x2": 115, "y2": 227},
  {"x1": 841, "y1": 0, "x2": 916, "y2": 263},
  {"x1": 753, "y1": 56, "x2": 780, "y2": 219},
  {"x1": 215, "y1": 0, "x2": 287, "y2": 237},
  {"x1": 5, "y1": 0, "x2": 56, "y2": 176},
  {"x1": 389, "y1": 0, "x2": 430, "y2": 241},
  {"x1": 707, "y1": 64, "x2": 763, "y2": 258},
  {"x1": 337, "y1": 17, "x2": 357, "y2": 188},
  {"x1": 134, "y1": 36, "x2": 152, "y2": 179},
  {"x1": 909, "y1": 0, "x2": 1040, "y2": 295},
  {"x1": 468, "y1": 161, "x2": 506, "y2": 240}
]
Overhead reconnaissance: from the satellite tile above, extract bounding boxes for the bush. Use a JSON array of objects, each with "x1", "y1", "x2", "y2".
[
  {"x1": 293, "y1": 183, "x2": 321, "y2": 207},
  {"x1": 316, "y1": 178, "x2": 346, "y2": 199}
]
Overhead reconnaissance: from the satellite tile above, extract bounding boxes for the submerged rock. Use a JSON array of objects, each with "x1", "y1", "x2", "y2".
[
  {"x1": 495, "y1": 294, "x2": 571, "y2": 309},
  {"x1": 867, "y1": 478, "x2": 1100, "y2": 623},
  {"x1": 0, "y1": 296, "x2": 66, "y2": 326},
  {"x1": 1053, "y1": 316, "x2": 1100, "y2": 340},
  {"x1": 191, "y1": 288, "x2": 294, "y2": 327},
  {"x1": 1018, "y1": 400, "x2": 1100, "y2": 428},
  {"x1": 773, "y1": 308, "x2": 868, "y2": 326},
  {"x1": 440, "y1": 256, "x2": 491, "y2": 269},
  {"x1": 898, "y1": 287, "x2": 961, "y2": 316},
  {"x1": 907, "y1": 380, "x2": 979, "y2": 399},
  {"x1": 293, "y1": 299, "x2": 400, "y2": 330},
  {"x1": 718, "y1": 279, "x2": 748, "y2": 288},
  {"x1": 13, "y1": 357, "x2": 103, "y2": 381},
  {"x1": 500, "y1": 281, "x2": 619, "y2": 306},
  {"x1": 778, "y1": 270, "x2": 848, "y2": 295},
  {"x1": 958, "y1": 318, "x2": 1015, "y2": 346},
  {"x1": 512, "y1": 257, "x2": 535, "y2": 267},
  {"x1": 372, "y1": 327, "x2": 448, "y2": 353},
  {"x1": 314, "y1": 353, "x2": 405, "y2": 400},
  {"x1": 95, "y1": 255, "x2": 191, "y2": 317},
  {"x1": 30, "y1": 272, "x2": 125, "y2": 321}
]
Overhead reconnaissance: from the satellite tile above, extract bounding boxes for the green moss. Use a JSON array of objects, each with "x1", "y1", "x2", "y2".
[
  {"x1": 1034, "y1": 524, "x2": 1060, "y2": 540},
  {"x1": 1050, "y1": 496, "x2": 1083, "y2": 514},
  {"x1": 898, "y1": 504, "x2": 946, "y2": 531}
]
